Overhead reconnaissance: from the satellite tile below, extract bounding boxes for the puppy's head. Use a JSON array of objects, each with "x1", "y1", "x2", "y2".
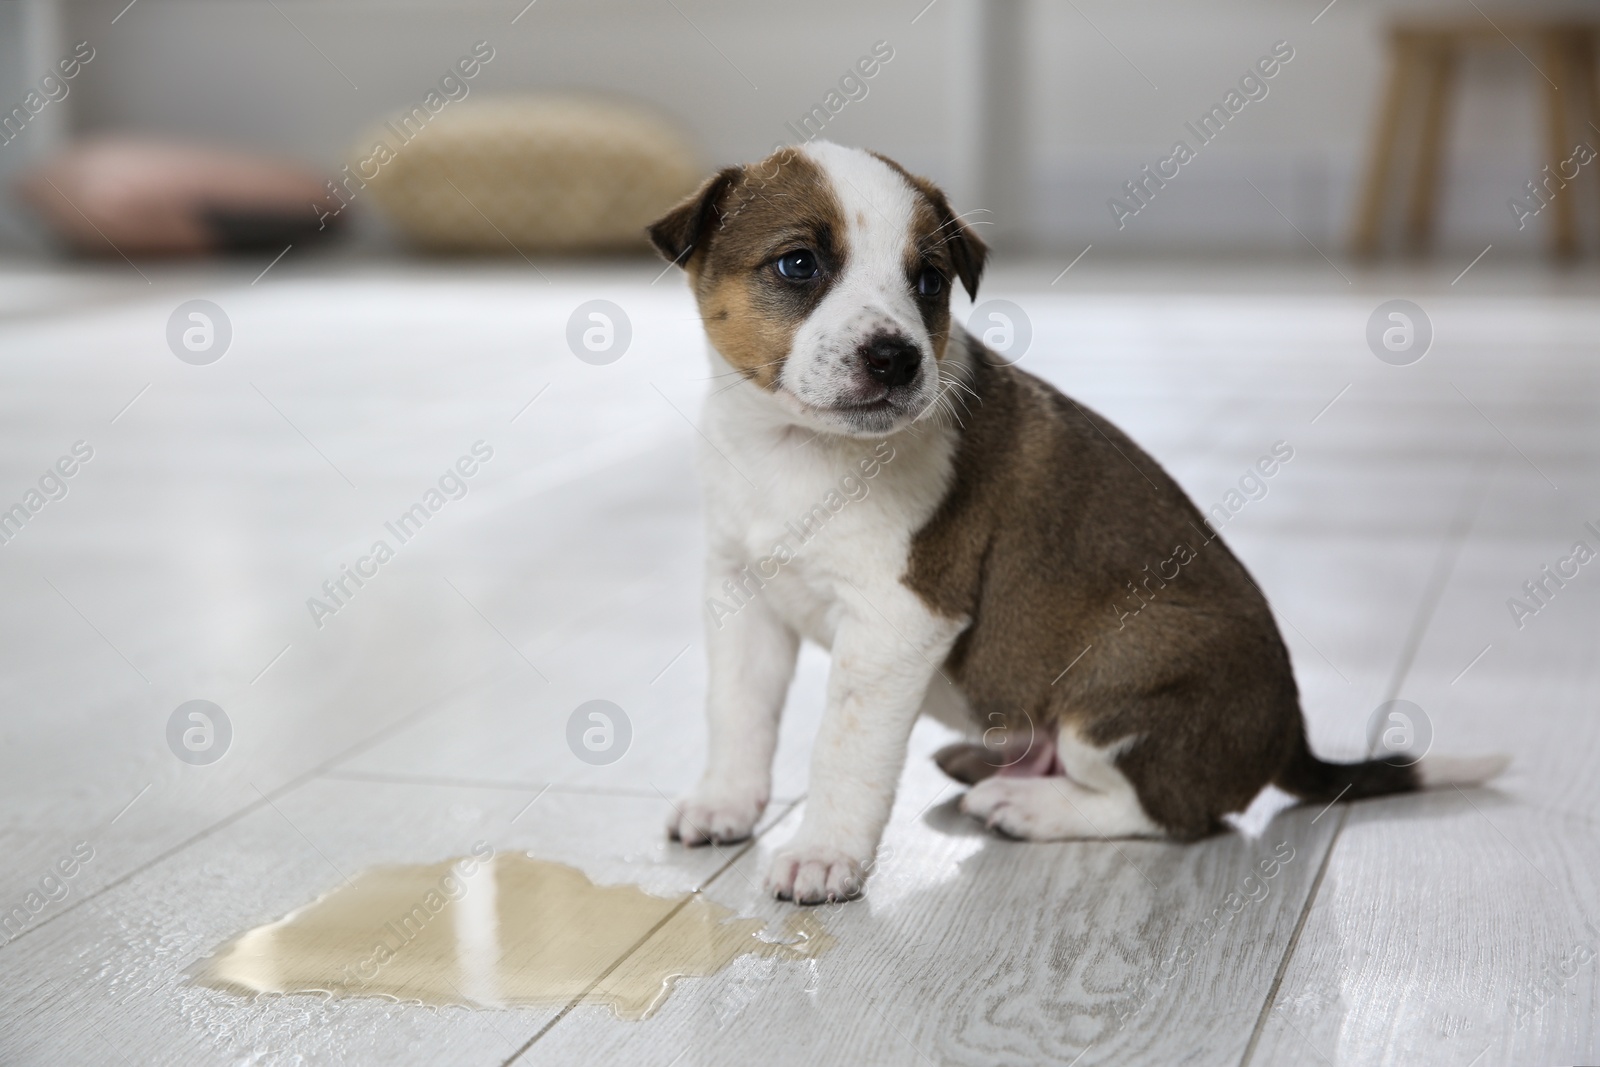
[{"x1": 648, "y1": 142, "x2": 986, "y2": 437}]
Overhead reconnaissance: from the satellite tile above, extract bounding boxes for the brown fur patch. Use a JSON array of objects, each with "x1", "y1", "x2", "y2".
[
  {"x1": 906, "y1": 351, "x2": 1415, "y2": 839},
  {"x1": 904, "y1": 193, "x2": 959, "y2": 365},
  {"x1": 647, "y1": 149, "x2": 847, "y2": 390}
]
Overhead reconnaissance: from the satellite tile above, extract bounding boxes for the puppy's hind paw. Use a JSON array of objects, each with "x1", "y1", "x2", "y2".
[{"x1": 960, "y1": 776, "x2": 1055, "y2": 840}]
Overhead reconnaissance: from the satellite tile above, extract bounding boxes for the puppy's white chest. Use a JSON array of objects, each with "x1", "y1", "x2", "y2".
[
  {"x1": 699, "y1": 387, "x2": 960, "y2": 650},
  {"x1": 710, "y1": 444, "x2": 891, "y2": 647}
]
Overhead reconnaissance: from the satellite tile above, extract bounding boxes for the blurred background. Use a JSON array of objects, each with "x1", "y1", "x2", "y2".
[{"x1": 2, "y1": 0, "x2": 1596, "y2": 260}]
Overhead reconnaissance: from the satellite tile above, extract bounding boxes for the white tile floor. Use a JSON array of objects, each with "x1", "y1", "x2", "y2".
[{"x1": 0, "y1": 255, "x2": 1596, "y2": 1066}]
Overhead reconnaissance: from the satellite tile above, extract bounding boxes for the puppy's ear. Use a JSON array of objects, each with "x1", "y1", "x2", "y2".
[
  {"x1": 647, "y1": 166, "x2": 742, "y2": 269},
  {"x1": 926, "y1": 187, "x2": 988, "y2": 300},
  {"x1": 875, "y1": 155, "x2": 988, "y2": 300}
]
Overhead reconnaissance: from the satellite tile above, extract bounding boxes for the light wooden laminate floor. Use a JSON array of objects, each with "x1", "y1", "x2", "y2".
[{"x1": 0, "y1": 257, "x2": 1595, "y2": 1066}]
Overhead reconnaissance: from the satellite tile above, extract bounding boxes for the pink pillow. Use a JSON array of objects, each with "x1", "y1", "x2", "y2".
[{"x1": 14, "y1": 138, "x2": 342, "y2": 255}]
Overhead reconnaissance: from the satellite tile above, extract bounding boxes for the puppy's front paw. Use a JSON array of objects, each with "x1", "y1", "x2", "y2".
[
  {"x1": 666, "y1": 783, "x2": 767, "y2": 846},
  {"x1": 765, "y1": 844, "x2": 865, "y2": 905}
]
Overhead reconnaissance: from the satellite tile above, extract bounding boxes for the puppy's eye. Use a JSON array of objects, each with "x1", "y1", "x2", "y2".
[
  {"x1": 917, "y1": 267, "x2": 945, "y2": 297},
  {"x1": 774, "y1": 250, "x2": 820, "y2": 281}
]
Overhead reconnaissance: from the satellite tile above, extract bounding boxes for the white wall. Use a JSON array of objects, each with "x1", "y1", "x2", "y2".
[
  {"x1": 5, "y1": 0, "x2": 1590, "y2": 254},
  {"x1": 1029, "y1": 0, "x2": 1566, "y2": 255}
]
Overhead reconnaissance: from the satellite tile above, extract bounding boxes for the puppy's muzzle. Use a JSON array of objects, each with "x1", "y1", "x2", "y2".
[{"x1": 859, "y1": 333, "x2": 922, "y2": 390}]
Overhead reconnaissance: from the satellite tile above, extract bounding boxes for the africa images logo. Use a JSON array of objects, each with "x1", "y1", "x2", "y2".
[
  {"x1": 1109, "y1": 40, "x2": 1295, "y2": 230},
  {"x1": 315, "y1": 42, "x2": 496, "y2": 231},
  {"x1": 306, "y1": 441, "x2": 494, "y2": 628}
]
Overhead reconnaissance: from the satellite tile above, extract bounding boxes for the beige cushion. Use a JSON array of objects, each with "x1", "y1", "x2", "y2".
[{"x1": 359, "y1": 96, "x2": 699, "y2": 253}]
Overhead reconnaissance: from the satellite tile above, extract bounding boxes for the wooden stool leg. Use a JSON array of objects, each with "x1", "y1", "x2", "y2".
[
  {"x1": 1405, "y1": 38, "x2": 1456, "y2": 253},
  {"x1": 1582, "y1": 32, "x2": 1600, "y2": 253},
  {"x1": 1352, "y1": 32, "x2": 1417, "y2": 257},
  {"x1": 1543, "y1": 31, "x2": 1579, "y2": 259}
]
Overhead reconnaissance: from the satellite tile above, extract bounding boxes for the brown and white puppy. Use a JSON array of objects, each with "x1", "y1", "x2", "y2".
[{"x1": 649, "y1": 142, "x2": 1507, "y2": 905}]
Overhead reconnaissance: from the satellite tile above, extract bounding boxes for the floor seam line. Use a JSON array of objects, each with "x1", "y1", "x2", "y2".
[
  {"x1": 497, "y1": 895, "x2": 700, "y2": 1066},
  {"x1": 499, "y1": 796, "x2": 805, "y2": 1065},
  {"x1": 316, "y1": 767, "x2": 805, "y2": 804},
  {"x1": 1379, "y1": 448, "x2": 1503, "y2": 702},
  {"x1": 1235, "y1": 807, "x2": 1347, "y2": 1067},
  {"x1": 318, "y1": 769, "x2": 660, "y2": 798},
  {"x1": 1235, "y1": 447, "x2": 1500, "y2": 1067},
  {"x1": 0, "y1": 661, "x2": 509, "y2": 952}
]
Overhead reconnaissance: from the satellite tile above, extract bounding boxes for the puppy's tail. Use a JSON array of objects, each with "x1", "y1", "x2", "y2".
[{"x1": 1275, "y1": 740, "x2": 1509, "y2": 804}]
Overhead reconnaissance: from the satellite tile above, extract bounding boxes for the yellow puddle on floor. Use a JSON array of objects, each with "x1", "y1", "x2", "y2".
[{"x1": 195, "y1": 849, "x2": 832, "y2": 1020}]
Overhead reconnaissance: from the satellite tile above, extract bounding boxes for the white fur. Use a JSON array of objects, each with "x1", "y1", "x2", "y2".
[
  {"x1": 668, "y1": 145, "x2": 969, "y2": 903},
  {"x1": 960, "y1": 727, "x2": 1164, "y2": 841}
]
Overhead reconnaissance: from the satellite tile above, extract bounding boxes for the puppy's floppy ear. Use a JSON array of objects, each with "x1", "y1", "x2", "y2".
[
  {"x1": 647, "y1": 166, "x2": 742, "y2": 269},
  {"x1": 925, "y1": 186, "x2": 988, "y2": 300},
  {"x1": 874, "y1": 154, "x2": 988, "y2": 300}
]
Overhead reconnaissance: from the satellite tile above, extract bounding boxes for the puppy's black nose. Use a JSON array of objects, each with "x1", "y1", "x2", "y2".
[{"x1": 860, "y1": 334, "x2": 922, "y2": 388}]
